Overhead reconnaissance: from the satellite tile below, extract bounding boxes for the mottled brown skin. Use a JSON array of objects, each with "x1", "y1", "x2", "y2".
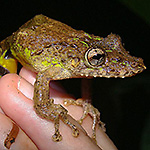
[{"x1": 0, "y1": 14, "x2": 146, "y2": 142}]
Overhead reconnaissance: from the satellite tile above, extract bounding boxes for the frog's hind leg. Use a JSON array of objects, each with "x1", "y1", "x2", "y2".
[
  {"x1": 33, "y1": 71, "x2": 79, "y2": 142},
  {"x1": 63, "y1": 99, "x2": 105, "y2": 142}
]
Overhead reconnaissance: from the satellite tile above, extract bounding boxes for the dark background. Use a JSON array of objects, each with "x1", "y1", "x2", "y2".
[{"x1": 0, "y1": 0, "x2": 149, "y2": 149}]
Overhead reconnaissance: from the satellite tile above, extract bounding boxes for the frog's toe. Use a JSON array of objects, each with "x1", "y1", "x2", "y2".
[
  {"x1": 63, "y1": 99, "x2": 76, "y2": 106},
  {"x1": 52, "y1": 132, "x2": 62, "y2": 142},
  {"x1": 71, "y1": 125, "x2": 79, "y2": 137},
  {"x1": 60, "y1": 111, "x2": 79, "y2": 138},
  {"x1": 77, "y1": 119, "x2": 83, "y2": 125},
  {"x1": 63, "y1": 98, "x2": 106, "y2": 142}
]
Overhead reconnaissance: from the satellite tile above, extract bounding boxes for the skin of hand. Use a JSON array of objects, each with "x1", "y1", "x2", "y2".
[{"x1": 0, "y1": 67, "x2": 118, "y2": 150}]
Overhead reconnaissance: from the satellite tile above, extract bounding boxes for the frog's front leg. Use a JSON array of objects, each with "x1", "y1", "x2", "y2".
[
  {"x1": 33, "y1": 70, "x2": 79, "y2": 141},
  {"x1": 64, "y1": 98, "x2": 105, "y2": 142}
]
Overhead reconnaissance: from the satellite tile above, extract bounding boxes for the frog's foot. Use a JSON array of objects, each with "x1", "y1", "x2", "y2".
[
  {"x1": 34, "y1": 99, "x2": 79, "y2": 142},
  {"x1": 52, "y1": 107, "x2": 79, "y2": 142},
  {"x1": 63, "y1": 99, "x2": 106, "y2": 142}
]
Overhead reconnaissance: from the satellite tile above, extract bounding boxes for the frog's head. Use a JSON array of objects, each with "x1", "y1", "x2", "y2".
[{"x1": 74, "y1": 34, "x2": 146, "y2": 78}]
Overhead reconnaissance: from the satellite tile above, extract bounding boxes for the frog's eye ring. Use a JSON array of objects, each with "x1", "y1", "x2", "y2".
[{"x1": 85, "y1": 48, "x2": 105, "y2": 67}]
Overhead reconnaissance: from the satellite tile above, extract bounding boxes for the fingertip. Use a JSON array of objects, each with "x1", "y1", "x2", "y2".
[
  {"x1": 19, "y1": 67, "x2": 36, "y2": 85},
  {"x1": 0, "y1": 73, "x2": 19, "y2": 97}
]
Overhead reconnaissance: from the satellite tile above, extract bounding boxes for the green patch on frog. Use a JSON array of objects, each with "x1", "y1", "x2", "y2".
[
  {"x1": 105, "y1": 50, "x2": 112, "y2": 52},
  {"x1": 80, "y1": 41, "x2": 89, "y2": 48},
  {"x1": 94, "y1": 37, "x2": 102, "y2": 40},
  {"x1": 84, "y1": 32, "x2": 92, "y2": 39}
]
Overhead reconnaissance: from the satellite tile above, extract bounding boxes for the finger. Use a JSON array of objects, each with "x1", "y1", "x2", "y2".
[
  {"x1": 19, "y1": 67, "x2": 36, "y2": 85},
  {"x1": 19, "y1": 67, "x2": 66, "y2": 93},
  {"x1": 0, "y1": 111, "x2": 37, "y2": 149},
  {"x1": 0, "y1": 74, "x2": 100, "y2": 150},
  {"x1": 19, "y1": 68, "x2": 118, "y2": 150}
]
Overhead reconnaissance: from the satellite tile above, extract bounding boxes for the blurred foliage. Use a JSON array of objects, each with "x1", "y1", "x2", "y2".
[{"x1": 117, "y1": 0, "x2": 150, "y2": 24}]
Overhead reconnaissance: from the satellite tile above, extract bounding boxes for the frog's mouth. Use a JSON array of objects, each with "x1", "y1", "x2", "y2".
[{"x1": 79, "y1": 66, "x2": 145, "y2": 79}]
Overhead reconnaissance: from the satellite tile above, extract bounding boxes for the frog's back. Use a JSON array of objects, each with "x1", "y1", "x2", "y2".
[
  {"x1": 10, "y1": 14, "x2": 94, "y2": 72},
  {"x1": 19, "y1": 14, "x2": 78, "y2": 37}
]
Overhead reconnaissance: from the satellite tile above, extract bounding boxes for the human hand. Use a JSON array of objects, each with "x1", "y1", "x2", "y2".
[{"x1": 0, "y1": 67, "x2": 118, "y2": 150}]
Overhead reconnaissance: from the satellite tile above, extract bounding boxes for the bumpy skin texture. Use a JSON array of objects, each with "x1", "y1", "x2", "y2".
[
  {"x1": 0, "y1": 39, "x2": 17, "y2": 77},
  {"x1": 0, "y1": 14, "x2": 146, "y2": 142}
]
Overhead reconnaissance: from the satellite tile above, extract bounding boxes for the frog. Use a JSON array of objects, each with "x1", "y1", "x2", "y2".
[{"x1": 0, "y1": 14, "x2": 146, "y2": 143}]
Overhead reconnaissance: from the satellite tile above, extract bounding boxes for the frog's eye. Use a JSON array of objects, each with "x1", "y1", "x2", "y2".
[{"x1": 85, "y1": 48, "x2": 105, "y2": 67}]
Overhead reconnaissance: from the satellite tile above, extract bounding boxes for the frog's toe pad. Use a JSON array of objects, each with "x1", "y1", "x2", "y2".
[
  {"x1": 63, "y1": 99, "x2": 75, "y2": 106},
  {"x1": 72, "y1": 126, "x2": 79, "y2": 137},
  {"x1": 77, "y1": 119, "x2": 83, "y2": 125},
  {"x1": 52, "y1": 133, "x2": 62, "y2": 142}
]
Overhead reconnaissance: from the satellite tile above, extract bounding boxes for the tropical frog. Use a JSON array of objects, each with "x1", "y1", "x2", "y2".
[{"x1": 0, "y1": 14, "x2": 146, "y2": 143}]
